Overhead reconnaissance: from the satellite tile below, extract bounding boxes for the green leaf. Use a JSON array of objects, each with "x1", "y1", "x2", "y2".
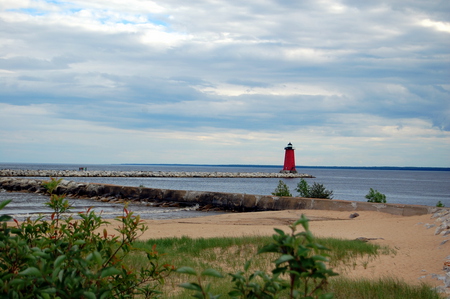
[
  {"x1": 275, "y1": 254, "x2": 294, "y2": 265},
  {"x1": 58, "y1": 269, "x2": 64, "y2": 282},
  {"x1": 74, "y1": 240, "x2": 86, "y2": 245},
  {"x1": 99, "y1": 291, "x2": 112, "y2": 299},
  {"x1": 19, "y1": 267, "x2": 42, "y2": 277},
  {"x1": 273, "y1": 228, "x2": 286, "y2": 236},
  {"x1": 178, "y1": 282, "x2": 202, "y2": 292},
  {"x1": 54, "y1": 255, "x2": 66, "y2": 268},
  {"x1": 312, "y1": 255, "x2": 329, "y2": 262},
  {"x1": 83, "y1": 291, "x2": 97, "y2": 299},
  {"x1": 40, "y1": 293, "x2": 50, "y2": 299},
  {"x1": 52, "y1": 266, "x2": 61, "y2": 282},
  {"x1": 93, "y1": 250, "x2": 102, "y2": 266},
  {"x1": 9, "y1": 279, "x2": 25, "y2": 287},
  {"x1": 201, "y1": 268, "x2": 224, "y2": 278},
  {"x1": 0, "y1": 199, "x2": 12, "y2": 210},
  {"x1": 176, "y1": 266, "x2": 198, "y2": 276},
  {"x1": 100, "y1": 267, "x2": 121, "y2": 278},
  {"x1": 40, "y1": 288, "x2": 57, "y2": 294},
  {"x1": 0, "y1": 215, "x2": 12, "y2": 222},
  {"x1": 258, "y1": 243, "x2": 278, "y2": 254},
  {"x1": 244, "y1": 260, "x2": 251, "y2": 272},
  {"x1": 228, "y1": 290, "x2": 242, "y2": 297},
  {"x1": 272, "y1": 266, "x2": 288, "y2": 275}
]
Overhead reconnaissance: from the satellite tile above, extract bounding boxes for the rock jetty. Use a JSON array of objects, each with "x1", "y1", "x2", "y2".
[
  {"x1": 0, "y1": 169, "x2": 315, "y2": 178},
  {"x1": 0, "y1": 177, "x2": 440, "y2": 216}
]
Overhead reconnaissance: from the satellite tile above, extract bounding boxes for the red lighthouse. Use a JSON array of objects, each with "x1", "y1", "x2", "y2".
[{"x1": 281, "y1": 142, "x2": 297, "y2": 173}]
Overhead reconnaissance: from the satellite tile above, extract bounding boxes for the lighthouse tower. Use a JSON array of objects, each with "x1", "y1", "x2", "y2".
[{"x1": 280, "y1": 142, "x2": 297, "y2": 173}]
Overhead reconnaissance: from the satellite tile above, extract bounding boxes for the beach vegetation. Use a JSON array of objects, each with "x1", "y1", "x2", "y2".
[
  {"x1": 365, "y1": 188, "x2": 387, "y2": 203},
  {"x1": 295, "y1": 179, "x2": 334, "y2": 199},
  {"x1": 0, "y1": 177, "x2": 174, "y2": 298},
  {"x1": 328, "y1": 277, "x2": 441, "y2": 299},
  {"x1": 176, "y1": 214, "x2": 338, "y2": 298},
  {"x1": 436, "y1": 201, "x2": 445, "y2": 207},
  {"x1": 271, "y1": 180, "x2": 292, "y2": 197}
]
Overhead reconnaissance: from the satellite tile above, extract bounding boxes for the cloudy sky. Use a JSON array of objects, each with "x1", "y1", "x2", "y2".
[{"x1": 0, "y1": 0, "x2": 449, "y2": 167}]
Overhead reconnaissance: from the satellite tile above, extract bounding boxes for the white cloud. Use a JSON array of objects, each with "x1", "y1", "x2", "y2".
[
  {"x1": 0, "y1": 0, "x2": 449, "y2": 166},
  {"x1": 420, "y1": 19, "x2": 450, "y2": 33}
]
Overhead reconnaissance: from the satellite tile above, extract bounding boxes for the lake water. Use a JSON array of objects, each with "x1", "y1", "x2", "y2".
[{"x1": 1, "y1": 163, "x2": 449, "y2": 220}]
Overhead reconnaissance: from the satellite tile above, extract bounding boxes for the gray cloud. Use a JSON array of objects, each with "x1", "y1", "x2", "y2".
[{"x1": 0, "y1": 0, "x2": 448, "y2": 166}]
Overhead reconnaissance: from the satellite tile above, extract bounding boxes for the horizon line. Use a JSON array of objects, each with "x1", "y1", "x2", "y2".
[{"x1": 1, "y1": 162, "x2": 449, "y2": 171}]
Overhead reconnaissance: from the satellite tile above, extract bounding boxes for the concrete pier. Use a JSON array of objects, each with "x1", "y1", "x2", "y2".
[{"x1": 0, "y1": 177, "x2": 440, "y2": 216}]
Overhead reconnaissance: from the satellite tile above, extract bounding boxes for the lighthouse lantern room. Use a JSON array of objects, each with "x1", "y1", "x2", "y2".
[{"x1": 280, "y1": 142, "x2": 297, "y2": 174}]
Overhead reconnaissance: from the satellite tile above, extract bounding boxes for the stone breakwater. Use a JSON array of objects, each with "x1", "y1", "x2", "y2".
[
  {"x1": 0, "y1": 169, "x2": 314, "y2": 178},
  {"x1": 421, "y1": 210, "x2": 450, "y2": 293},
  {"x1": 0, "y1": 177, "x2": 442, "y2": 216}
]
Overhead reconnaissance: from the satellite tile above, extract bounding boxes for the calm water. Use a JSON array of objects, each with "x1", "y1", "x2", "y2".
[{"x1": 1, "y1": 163, "x2": 449, "y2": 220}]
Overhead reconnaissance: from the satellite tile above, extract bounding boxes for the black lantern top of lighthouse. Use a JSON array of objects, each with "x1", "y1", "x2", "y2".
[{"x1": 285, "y1": 142, "x2": 294, "y2": 150}]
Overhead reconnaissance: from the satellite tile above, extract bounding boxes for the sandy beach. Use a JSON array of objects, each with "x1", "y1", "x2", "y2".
[{"x1": 102, "y1": 209, "x2": 450, "y2": 292}]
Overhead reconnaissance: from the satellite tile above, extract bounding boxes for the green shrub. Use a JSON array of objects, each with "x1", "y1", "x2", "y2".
[
  {"x1": 271, "y1": 180, "x2": 292, "y2": 197},
  {"x1": 178, "y1": 214, "x2": 338, "y2": 299},
  {"x1": 436, "y1": 201, "x2": 445, "y2": 207},
  {"x1": 295, "y1": 179, "x2": 334, "y2": 199},
  {"x1": 365, "y1": 188, "x2": 387, "y2": 203},
  {"x1": 0, "y1": 177, "x2": 174, "y2": 298}
]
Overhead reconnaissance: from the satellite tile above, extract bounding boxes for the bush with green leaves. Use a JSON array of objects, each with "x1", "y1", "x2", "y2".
[
  {"x1": 177, "y1": 214, "x2": 338, "y2": 299},
  {"x1": 436, "y1": 201, "x2": 445, "y2": 207},
  {"x1": 271, "y1": 180, "x2": 292, "y2": 197},
  {"x1": 0, "y1": 177, "x2": 174, "y2": 298},
  {"x1": 295, "y1": 179, "x2": 334, "y2": 199},
  {"x1": 365, "y1": 188, "x2": 387, "y2": 203}
]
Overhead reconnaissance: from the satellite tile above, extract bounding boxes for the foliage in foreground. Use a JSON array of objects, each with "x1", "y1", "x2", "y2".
[
  {"x1": 177, "y1": 214, "x2": 338, "y2": 299},
  {"x1": 0, "y1": 177, "x2": 173, "y2": 298},
  {"x1": 365, "y1": 188, "x2": 387, "y2": 203}
]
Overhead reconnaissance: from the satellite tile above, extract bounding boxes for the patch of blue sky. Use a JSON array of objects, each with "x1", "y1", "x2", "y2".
[
  {"x1": 43, "y1": 0, "x2": 63, "y2": 3},
  {"x1": 147, "y1": 17, "x2": 168, "y2": 27},
  {"x1": 67, "y1": 8, "x2": 82, "y2": 13},
  {"x1": 6, "y1": 8, "x2": 48, "y2": 16},
  {"x1": 113, "y1": 17, "x2": 168, "y2": 27}
]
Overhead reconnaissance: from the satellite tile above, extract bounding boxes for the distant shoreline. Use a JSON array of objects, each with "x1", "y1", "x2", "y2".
[{"x1": 1, "y1": 162, "x2": 449, "y2": 172}]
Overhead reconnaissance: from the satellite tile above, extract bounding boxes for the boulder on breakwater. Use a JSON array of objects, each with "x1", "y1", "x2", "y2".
[
  {"x1": 0, "y1": 169, "x2": 314, "y2": 178},
  {"x1": 0, "y1": 177, "x2": 441, "y2": 216}
]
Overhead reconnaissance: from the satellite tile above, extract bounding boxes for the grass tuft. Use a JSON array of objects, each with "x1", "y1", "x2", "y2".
[{"x1": 329, "y1": 277, "x2": 442, "y2": 299}]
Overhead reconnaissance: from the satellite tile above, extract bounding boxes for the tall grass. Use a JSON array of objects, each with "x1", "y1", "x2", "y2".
[
  {"x1": 329, "y1": 277, "x2": 442, "y2": 299},
  {"x1": 133, "y1": 235, "x2": 389, "y2": 269},
  {"x1": 127, "y1": 236, "x2": 439, "y2": 299}
]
